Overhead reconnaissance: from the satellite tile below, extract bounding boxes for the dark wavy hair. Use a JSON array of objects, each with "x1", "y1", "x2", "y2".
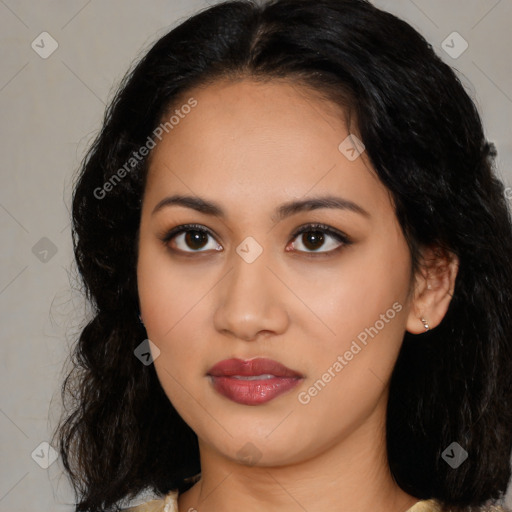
[{"x1": 53, "y1": 0, "x2": 512, "y2": 511}]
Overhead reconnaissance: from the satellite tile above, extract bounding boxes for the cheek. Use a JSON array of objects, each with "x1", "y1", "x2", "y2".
[
  {"x1": 296, "y1": 237, "x2": 411, "y2": 345},
  {"x1": 290, "y1": 237, "x2": 412, "y2": 408},
  {"x1": 136, "y1": 242, "x2": 214, "y2": 384},
  {"x1": 137, "y1": 251, "x2": 207, "y2": 413},
  {"x1": 137, "y1": 237, "x2": 200, "y2": 336}
]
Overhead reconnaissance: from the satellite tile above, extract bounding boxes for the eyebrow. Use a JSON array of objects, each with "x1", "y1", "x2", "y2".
[{"x1": 151, "y1": 194, "x2": 370, "y2": 221}]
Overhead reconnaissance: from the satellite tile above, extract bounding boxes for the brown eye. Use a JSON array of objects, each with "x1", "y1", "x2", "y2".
[
  {"x1": 289, "y1": 224, "x2": 350, "y2": 254},
  {"x1": 162, "y1": 224, "x2": 222, "y2": 253},
  {"x1": 184, "y1": 230, "x2": 209, "y2": 250},
  {"x1": 300, "y1": 231, "x2": 325, "y2": 251}
]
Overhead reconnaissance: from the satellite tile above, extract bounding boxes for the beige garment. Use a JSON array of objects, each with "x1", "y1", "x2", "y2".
[
  {"x1": 123, "y1": 490, "x2": 179, "y2": 512},
  {"x1": 124, "y1": 492, "x2": 508, "y2": 512}
]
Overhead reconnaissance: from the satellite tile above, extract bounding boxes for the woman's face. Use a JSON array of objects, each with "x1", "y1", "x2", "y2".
[{"x1": 137, "y1": 78, "x2": 416, "y2": 466}]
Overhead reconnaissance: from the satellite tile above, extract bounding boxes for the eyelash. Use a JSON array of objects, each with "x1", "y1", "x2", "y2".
[
  {"x1": 289, "y1": 223, "x2": 352, "y2": 256},
  {"x1": 159, "y1": 222, "x2": 352, "y2": 257}
]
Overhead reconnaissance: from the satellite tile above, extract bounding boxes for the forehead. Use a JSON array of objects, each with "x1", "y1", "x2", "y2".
[{"x1": 144, "y1": 78, "x2": 389, "y2": 216}]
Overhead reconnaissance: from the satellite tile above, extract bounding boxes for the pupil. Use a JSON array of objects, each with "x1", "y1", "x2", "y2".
[
  {"x1": 185, "y1": 230, "x2": 208, "y2": 250},
  {"x1": 303, "y1": 231, "x2": 324, "y2": 251}
]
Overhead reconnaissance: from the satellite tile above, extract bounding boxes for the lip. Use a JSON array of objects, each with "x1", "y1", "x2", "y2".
[{"x1": 207, "y1": 358, "x2": 304, "y2": 406}]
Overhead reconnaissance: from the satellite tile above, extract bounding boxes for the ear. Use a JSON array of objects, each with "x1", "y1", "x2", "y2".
[{"x1": 406, "y1": 246, "x2": 459, "y2": 334}]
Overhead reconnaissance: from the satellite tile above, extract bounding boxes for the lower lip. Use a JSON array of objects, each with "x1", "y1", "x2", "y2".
[{"x1": 209, "y1": 376, "x2": 302, "y2": 405}]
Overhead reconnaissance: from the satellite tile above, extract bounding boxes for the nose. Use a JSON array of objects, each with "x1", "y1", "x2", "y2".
[{"x1": 213, "y1": 253, "x2": 290, "y2": 342}]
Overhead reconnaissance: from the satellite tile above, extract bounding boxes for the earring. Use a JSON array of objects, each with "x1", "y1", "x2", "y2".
[
  {"x1": 420, "y1": 317, "x2": 430, "y2": 332},
  {"x1": 138, "y1": 312, "x2": 144, "y2": 325}
]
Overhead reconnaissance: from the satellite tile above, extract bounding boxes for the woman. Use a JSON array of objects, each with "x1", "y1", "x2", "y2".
[{"x1": 54, "y1": 0, "x2": 512, "y2": 511}]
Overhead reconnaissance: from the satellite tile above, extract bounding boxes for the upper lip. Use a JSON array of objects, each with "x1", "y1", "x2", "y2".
[{"x1": 207, "y1": 357, "x2": 303, "y2": 378}]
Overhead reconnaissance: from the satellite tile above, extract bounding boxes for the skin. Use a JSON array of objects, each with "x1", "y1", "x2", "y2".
[{"x1": 137, "y1": 78, "x2": 458, "y2": 512}]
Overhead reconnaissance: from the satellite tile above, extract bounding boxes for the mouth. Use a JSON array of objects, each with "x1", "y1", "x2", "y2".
[{"x1": 207, "y1": 357, "x2": 304, "y2": 406}]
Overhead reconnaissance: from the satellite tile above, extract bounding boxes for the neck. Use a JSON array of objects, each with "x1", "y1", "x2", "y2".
[{"x1": 177, "y1": 395, "x2": 419, "y2": 512}]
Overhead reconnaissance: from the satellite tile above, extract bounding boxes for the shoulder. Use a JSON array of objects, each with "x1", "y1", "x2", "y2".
[
  {"x1": 121, "y1": 489, "x2": 179, "y2": 512},
  {"x1": 407, "y1": 499, "x2": 443, "y2": 512},
  {"x1": 406, "y1": 499, "x2": 511, "y2": 512},
  {"x1": 477, "y1": 505, "x2": 511, "y2": 512},
  {"x1": 121, "y1": 493, "x2": 511, "y2": 512}
]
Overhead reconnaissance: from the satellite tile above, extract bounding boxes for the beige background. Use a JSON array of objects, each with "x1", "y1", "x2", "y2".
[{"x1": 1, "y1": 1, "x2": 511, "y2": 510}]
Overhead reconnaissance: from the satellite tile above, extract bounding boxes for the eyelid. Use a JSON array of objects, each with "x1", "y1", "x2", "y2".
[
  {"x1": 287, "y1": 222, "x2": 352, "y2": 255},
  {"x1": 159, "y1": 223, "x2": 221, "y2": 253},
  {"x1": 159, "y1": 222, "x2": 352, "y2": 254},
  {"x1": 159, "y1": 223, "x2": 217, "y2": 243},
  {"x1": 290, "y1": 222, "x2": 351, "y2": 244}
]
